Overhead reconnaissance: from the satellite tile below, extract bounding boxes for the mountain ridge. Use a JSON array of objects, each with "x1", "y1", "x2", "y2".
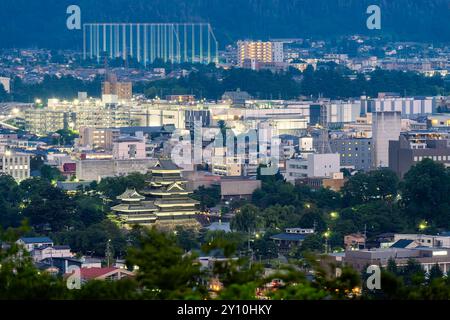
[{"x1": 0, "y1": 0, "x2": 449, "y2": 49}]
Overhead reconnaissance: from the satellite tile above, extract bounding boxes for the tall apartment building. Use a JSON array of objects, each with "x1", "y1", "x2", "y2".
[
  {"x1": 74, "y1": 104, "x2": 131, "y2": 129},
  {"x1": 102, "y1": 74, "x2": 132, "y2": 100},
  {"x1": 24, "y1": 108, "x2": 70, "y2": 135},
  {"x1": 237, "y1": 40, "x2": 283, "y2": 66},
  {"x1": 372, "y1": 111, "x2": 401, "y2": 168}
]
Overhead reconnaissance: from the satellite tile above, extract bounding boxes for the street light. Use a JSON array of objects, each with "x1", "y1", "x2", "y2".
[
  {"x1": 419, "y1": 220, "x2": 428, "y2": 231},
  {"x1": 330, "y1": 211, "x2": 339, "y2": 219}
]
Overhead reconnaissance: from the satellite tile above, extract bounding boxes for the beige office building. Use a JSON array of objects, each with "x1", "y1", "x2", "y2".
[
  {"x1": 78, "y1": 127, "x2": 120, "y2": 150},
  {"x1": 0, "y1": 148, "x2": 30, "y2": 182}
]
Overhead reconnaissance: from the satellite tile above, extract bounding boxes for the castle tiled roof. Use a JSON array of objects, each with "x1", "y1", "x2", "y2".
[{"x1": 116, "y1": 188, "x2": 145, "y2": 201}]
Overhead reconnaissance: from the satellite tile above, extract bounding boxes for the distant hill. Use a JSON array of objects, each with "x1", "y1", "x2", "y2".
[{"x1": 0, "y1": 0, "x2": 449, "y2": 49}]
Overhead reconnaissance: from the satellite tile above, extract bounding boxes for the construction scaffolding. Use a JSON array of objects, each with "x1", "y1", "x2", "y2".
[{"x1": 83, "y1": 23, "x2": 219, "y2": 66}]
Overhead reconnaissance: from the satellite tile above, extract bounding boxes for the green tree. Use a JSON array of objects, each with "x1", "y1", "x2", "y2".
[
  {"x1": 53, "y1": 129, "x2": 79, "y2": 146},
  {"x1": 40, "y1": 165, "x2": 65, "y2": 182},
  {"x1": 0, "y1": 224, "x2": 69, "y2": 299},
  {"x1": 191, "y1": 185, "x2": 221, "y2": 210},
  {"x1": 230, "y1": 204, "x2": 261, "y2": 233},
  {"x1": 401, "y1": 159, "x2": 450, "y2": 228},
  {"x1": 342, "y1": 169, "x2": 399, "y2": 206},
  {"x1": 386, "y1": 258, "x2": 398, "y2": 275},
  {"x1": 20, "y1": 178, "x2": 77, "y2": 232},
  {"x1": 175, "y1": 227, "x2": 200, "y2": 252},
  {"x1": 299, "y1": 234, "x2": 324, "y2": 253},
  {"x1": 428, "y1": 264, "x2": 444, "y2": 283},
  {"x1": 126, "y1": 228, "x2": 205, "y2": 299},
  {"x1": 96, "y1": 172, "x2": 148, "y2": 200},
  {"x1": 53, "y1": 220, "x2": 128, "y2": 257}
]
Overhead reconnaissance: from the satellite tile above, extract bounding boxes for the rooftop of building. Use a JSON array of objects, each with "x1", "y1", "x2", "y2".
[
  {"x1": 390, "y1": 239, "x2": 414, "y2": 248},
  {"x1": 34, "y1": 244, "x2": 71, "y2": 251},
  {"x1": 114, "y1": 136, "x2": 143, "y2": 143},
  {"x1": 119, "y1": 125, "x2": 175, "y2": 135},
  {"x1": 270, "y1": 233, "x2": 308, "y2": 242},
  {"x1": 79, "y1": 267, "x2": 134, "y2": 280},
  {"x1": 116, "y1": 188, "x2": 146, "y2": 201},
  {"x1": 205, "y1": 222, "x2": 231, "y2": 233},
  {"x1": 19, "y1": 237, "x2": 53, "y2": 244},
  {"x1": 153, "y1": 159, "x2": 181, "y2": 171}
]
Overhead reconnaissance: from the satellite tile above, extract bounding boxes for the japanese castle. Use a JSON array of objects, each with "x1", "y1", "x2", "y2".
[{"x1": 111, "y1": 159, "x2": 200, "y2": 229}]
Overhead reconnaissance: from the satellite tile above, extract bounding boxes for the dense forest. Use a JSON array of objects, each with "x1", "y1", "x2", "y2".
[{"x1": 0, "y1": 0, "x2": 449, "y2": 49}]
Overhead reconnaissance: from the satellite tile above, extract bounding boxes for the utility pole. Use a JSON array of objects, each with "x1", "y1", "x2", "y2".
[
  {"x1": 105, "y1": 239, "x2": 113, "y2": 267},
  {"x1": 248, "y1": 229, "x2": 254, "y2": 268},
  {"x1": 363, "y1": 224, "x2": 367, "y2": 249}
]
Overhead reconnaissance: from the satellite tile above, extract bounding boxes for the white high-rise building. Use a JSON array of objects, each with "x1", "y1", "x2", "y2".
[{"x1": 372, "y1": 111, "x2": 401, "y2": 168}]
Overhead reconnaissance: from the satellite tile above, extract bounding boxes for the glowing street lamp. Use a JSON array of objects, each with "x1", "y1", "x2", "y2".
[
  {"x1": 330, "y1": 211, "x2": 339, "y2": 219},
  {"x1": 419, "y1": 220, "x2": 428, "y2": 231}
]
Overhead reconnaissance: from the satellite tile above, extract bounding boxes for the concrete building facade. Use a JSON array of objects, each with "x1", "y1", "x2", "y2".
[
  {"x1": 389, "y1": 131, "x2": 450, "y2": 177},
  {"x1": 372, "y1": 111, "x2": 401, "y2": 168},
  {"x1": 330, "y1": 137, "x2": 373, "y2": 171},
  {"x1": 285, "y1": 153, "x2": 340, "y2": 183},
  {"x1": 0, "y1": 148, "x2": 30, "y2": 182},
  {"x1": 76, "y1": 158, "x2": 157, "y2": 181}
]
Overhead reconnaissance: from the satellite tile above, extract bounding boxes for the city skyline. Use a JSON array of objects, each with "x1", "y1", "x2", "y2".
[{"x1": 1, "y1": 0, "x2": 450, "y2": 313}]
